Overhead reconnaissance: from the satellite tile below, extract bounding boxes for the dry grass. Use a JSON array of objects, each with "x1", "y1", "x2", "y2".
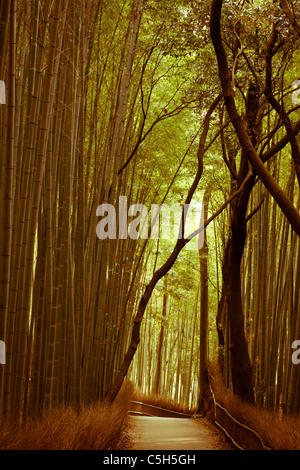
[
  {"x1": 0, "y1": 381, "x2": 134, "y2": 450},
  {"x1": 132, "y1": 388, "x2": 196, "y2": 416},
  {"x1": 208, "y1": 364, "x2": 300, "y2": 450},
  {"x1": 4, "y1": 372, "x2": 299, "y2": 451}
]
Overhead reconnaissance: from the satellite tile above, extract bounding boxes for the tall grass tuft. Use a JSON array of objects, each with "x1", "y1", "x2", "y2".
[
  {"x1": 132, "y1": 388, "x2": 196, "y2": 416},
  {"x1": 208, "y1": 364, "x2": 300, "y2": 450},
  {"x1": 0, "y1": 381, "x2": 134, "y2": 450}
]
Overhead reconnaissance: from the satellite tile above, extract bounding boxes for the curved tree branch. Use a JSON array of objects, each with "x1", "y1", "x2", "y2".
[
  {"x1": 210, "y1": 0, "x2": 300, "y2": 237},
  {"x1": 279, "y1": 0, "x2": 300, "y2": 36},
  {"x1": 264, "y1": 24, "x2": 300, "y2": 185}
]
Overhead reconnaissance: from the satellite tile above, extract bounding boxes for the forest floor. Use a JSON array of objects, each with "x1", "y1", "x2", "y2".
[{"x1": 119, "y1": 415, "x2": 233, "y2": 450}]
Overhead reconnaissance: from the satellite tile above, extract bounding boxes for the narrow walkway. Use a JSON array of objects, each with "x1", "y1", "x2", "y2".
[{"x1": 127, "y1": 415, "x2": 227, "y2": 450}]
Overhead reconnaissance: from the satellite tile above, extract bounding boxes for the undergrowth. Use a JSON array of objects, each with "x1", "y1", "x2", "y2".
[
  {"x1": 2, "y1": 371, "x2": 299, "y2": 451},
  {"x1": 208, "y1": 364, "x2": 300, "y2": 450},
  {"x1": 0, "y1": 381, "x2": 134, "y2": 450},
  {"x1": 133, "y1": 388, "x2": 196, "y2": 416}
]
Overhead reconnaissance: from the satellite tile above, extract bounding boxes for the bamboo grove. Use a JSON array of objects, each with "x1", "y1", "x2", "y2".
[{"x1": 0, "y1": 0, "x2": 300, "y2": 421}]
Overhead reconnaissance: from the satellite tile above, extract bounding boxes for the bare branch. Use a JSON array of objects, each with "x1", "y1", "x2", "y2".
[{"x1": 279, "y1": 0, "x2": 300, "y2": 36}]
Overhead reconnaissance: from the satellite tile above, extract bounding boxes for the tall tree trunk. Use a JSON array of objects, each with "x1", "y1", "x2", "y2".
[
  {"x1": 210, "y1": 0, "x2": 300, "y2": 237},
  {"x1": 198, "y1": 186, "x2": 210, "y2": 411},
  {"x1": 226, "y1": 222, "x2": 255, "y2": 403},
  {"x1": 0, "y1": 0, "x2": 15, "y2": 413},
  {"x1": 153, "y1": 292, "x2": 167, "y2": 395}
]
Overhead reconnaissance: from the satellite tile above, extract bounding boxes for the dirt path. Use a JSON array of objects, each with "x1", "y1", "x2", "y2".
[{"x1": 126, "y1": 415, "x2": 231, "y2": 450}]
